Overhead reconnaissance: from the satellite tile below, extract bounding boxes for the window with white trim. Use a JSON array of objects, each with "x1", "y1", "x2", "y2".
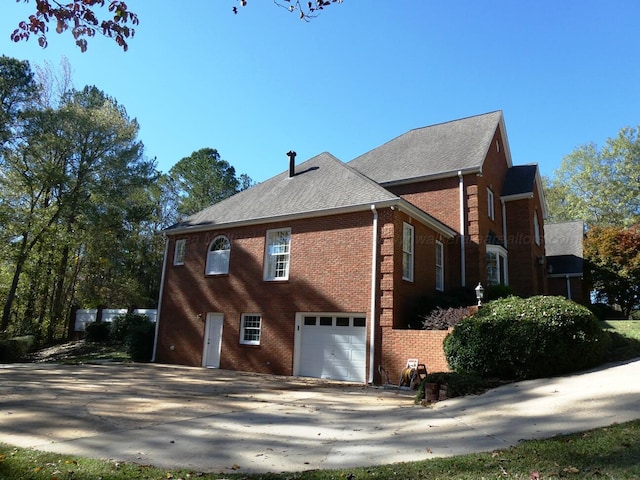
[
  {"x1": 173, "y1": 239, "x2": 186, "y2": 266},
  {"x1": 206, "y1": 236, "x2": 230, "y2": 275},
  {"x1": 435, "y1": 240, "x2": 444, "y2": 291},
  {"x1": 487, "y1": 188, "x2": 495, "y2": 220},
  {"x1": 486, "y1": 245, "x2": 508, "y2": 286},
  {"x1": 240, "y1": 313, "x2": 262, "y2": 345},
  {"x1": 402, "y1": 222, "x2": 414, "y2": 281},
  {"x1": 534, "y1": 211, "x2": 541, "y2": 246},
  {"x1": 264, "y1": 228, "x2": 291, "y2": 280}
]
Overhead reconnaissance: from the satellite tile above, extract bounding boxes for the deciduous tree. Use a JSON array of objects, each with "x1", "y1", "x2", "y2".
[
  {"x1": 545, "y1": 125, "x2": 640, "y2": 227},
  {"x1": 10, "y1": 1, "x2": 343, "y2": 51},
  {"x1": 584, "y1": 224, "x2": 640, "y2": 317}
]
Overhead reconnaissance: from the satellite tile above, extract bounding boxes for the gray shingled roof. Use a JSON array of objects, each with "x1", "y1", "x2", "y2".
[
  {"x1": 501, "y1": 164, "x2": 538, "y2": 197},
  {"x1": 165, "y1": 152, "x2": 400, "y2": 233},
  {"x1": 545, "y1": 221, "x2": 584, "y2": 276},
  {"x1": 348, "y1": 111, "x2": 504, "y2": 184}
]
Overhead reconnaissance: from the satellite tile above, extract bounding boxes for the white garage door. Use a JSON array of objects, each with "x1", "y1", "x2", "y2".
[{"x1": 296, "y1": 314, "x2": 367, "y2": 383}]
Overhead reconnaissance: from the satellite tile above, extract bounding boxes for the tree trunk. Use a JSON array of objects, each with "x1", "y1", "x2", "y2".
[{"x1": 1, "y1": 236, "x2": 29, "y2": 331}]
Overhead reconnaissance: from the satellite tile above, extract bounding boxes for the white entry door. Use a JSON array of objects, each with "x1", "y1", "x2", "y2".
[{"x1": 202, "y1": 313, "x2": 223, "y2": 368}]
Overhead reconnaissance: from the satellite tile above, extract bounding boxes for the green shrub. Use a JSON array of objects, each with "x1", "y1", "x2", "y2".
[
  {"x1": 444, "y1": 296, "x2": 610, "y2": 380},
  {"x1": 125, "y1": 320, "x2": 155, "y2": 362},
  {"x1": 110, "y1": 313, "x2": 150, "y2": 344},
  {"x1": 0, "y1": 335, "x2": 36, "y2": 362},
  {"x1": 85, "y1": 322, "x2": 111, "y2": 343},
  {"x1": 485, "y1": 283, "x2": 515, "y2": 301},
  {"x1": 589, "y1": 303, "x2": 626, "y2": 320}
]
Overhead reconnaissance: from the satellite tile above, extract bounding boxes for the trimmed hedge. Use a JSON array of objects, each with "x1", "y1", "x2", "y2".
[
  {"x1": 111, "y1": 313, "x2": 155, "y2": 362},
  {"x1": 444, "y1": 296, "x2": 610, "y2": 380}
]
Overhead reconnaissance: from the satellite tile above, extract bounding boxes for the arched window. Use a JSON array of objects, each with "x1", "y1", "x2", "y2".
[{"x1": 206, "y1": 236, "x2": 230, "y2": 275}]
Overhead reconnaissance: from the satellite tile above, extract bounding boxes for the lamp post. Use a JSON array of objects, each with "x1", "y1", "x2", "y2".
[{"x1": 475, "y1": 282, "x2": 485, "y2": 307}]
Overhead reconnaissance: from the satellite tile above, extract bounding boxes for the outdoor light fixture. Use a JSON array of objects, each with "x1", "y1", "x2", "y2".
[{"x1": 475, "y1": 282, "x2": 485, "y2": 307}]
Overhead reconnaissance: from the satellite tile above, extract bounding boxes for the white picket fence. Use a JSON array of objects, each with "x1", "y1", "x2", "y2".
[{"x1": 74, "y1": 308, "x2": 157, "y2": 332}]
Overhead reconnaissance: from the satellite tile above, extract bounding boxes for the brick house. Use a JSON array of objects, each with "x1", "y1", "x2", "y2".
[{"x1": 153, "y1": 111, "x2": 549, "y2": 383}]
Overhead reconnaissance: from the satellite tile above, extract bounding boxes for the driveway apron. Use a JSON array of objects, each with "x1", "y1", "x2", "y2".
[{"x1": 1, "y1": 360, "x2": 639, "y2": 474}]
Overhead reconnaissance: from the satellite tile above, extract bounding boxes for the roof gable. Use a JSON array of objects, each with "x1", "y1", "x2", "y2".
[
  {"x1": 501, "y1": 165, "x2": 538, "y2": 197},
  {"x1": 544, "y1": 221, "x2": 584, "y2": 276},
  {"x1": 165, "y1": 152, "x2": 399, "y2": 233},
  {"x1": 348, "y1": 111, "x2": 506, "y2": 185}
]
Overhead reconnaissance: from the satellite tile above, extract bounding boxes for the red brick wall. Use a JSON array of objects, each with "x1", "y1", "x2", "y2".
[
  {"x1": 156, "y1": 210, "x2": 376, "y2": 375},
  {"x1": 388, "y1": 128, "x2": 512, "y2": 290},
  {"x1": 504, "y1": 190, "x2": 547, "y2": 296},
  {"x1": 390, "y1": 176, "x2": 461, "y2": 231},
  {"x1": 379, "y1": 328, "x2": 452, "y2": 383},
  {"x1": 392, "y1": 211, "x2": 457, "y2": 327}
]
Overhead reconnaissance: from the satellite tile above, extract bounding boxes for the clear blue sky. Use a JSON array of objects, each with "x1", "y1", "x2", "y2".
[{"x1": 2, "y1": 1, "x2": 639, "y2": 183}]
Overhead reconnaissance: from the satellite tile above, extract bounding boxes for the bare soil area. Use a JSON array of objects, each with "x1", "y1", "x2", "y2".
[{"x1": 26, "y1": 340, "x2": 127, "y2": 363}]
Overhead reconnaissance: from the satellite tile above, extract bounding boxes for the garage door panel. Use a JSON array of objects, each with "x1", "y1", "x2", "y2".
[{"x1": 298, "y1": 314, "x2": 367, "y2": 383}]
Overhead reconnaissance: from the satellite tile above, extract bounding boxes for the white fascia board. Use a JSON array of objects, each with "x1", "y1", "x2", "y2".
[
  {"x1": 500, "y1": 192, "x2": 534, "y2": 202},
  {"x1": 379, "y1": 166, "x2": 482, "y2": 188}
]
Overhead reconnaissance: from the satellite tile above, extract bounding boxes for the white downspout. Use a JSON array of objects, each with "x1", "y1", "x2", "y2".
[
  {"x1": 501, "y1": 199, "x2": 507, "y2": 248},
  {"x1": 151, "y1": 234, "x2": 170, "y2": 363},
  {"x1": 566, "y1": 276, "x2": 572, "y2": 300},
  {"x1": 458, "y1": 171, "x2": 466, "y2": 287},
  {"x1": 368, "y1": 205, "x2": 378, "y2": 384}
]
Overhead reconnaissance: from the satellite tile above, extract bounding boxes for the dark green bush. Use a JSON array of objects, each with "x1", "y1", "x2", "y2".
[
  {"x1": 0, "y1": 335, "x2": 36, "y2": 362},
  {"x1": 589, "y1": 303, "x2": 626, "y2": 320},
  {"x1": 444, "y1": 296, "x2": 610, "y2": 380},
  {"x1": 126, "y1": 320, "x2": 155, "y2": 362},
  {"x1": 110, "y1": 313, "x2": 150, "y2": 344},
  {"x1": 85, "y1": 322, "x2": 111, "y2": 343},
  {"x1": 485, "y1": 283, "x2": 515, "y2": 301}
]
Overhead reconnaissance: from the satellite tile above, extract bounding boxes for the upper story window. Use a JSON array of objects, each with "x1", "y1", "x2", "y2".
[
  {"x1": 534, "y1": 211, "x2": 541, "y2": 246},
  {"x1": 240, "y1": 313, "x2": 262, "y2": 345},
  {"x1": 264, "y1": 228, "x2": 291, "y2": 281},
  {"x1": 402, "y1": 222, "x2": 414, "y2": 282},
  {"x1": 435, "y1": 240, "x2": 444, "y2": 291},
  {"x1": 173, "y1": 239, "x2": 186, "y2": 266},
  {"x1": 487, "y1": 188, "x2": 495, "y2": 220},
  {"x1": 206, "y1": 235, "x2": 230, "y2": 275},
  {"x1": 486, "y1": 245, "x2": 508, "y2": 286}
]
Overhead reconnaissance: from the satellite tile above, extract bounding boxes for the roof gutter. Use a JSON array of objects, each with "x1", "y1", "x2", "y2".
[
  {"x1": 378, "y1": 166, "x2": 482, "y2": 188},
  {"x1": 163, "y1": 197, "x2": 456, "y2": 239}
]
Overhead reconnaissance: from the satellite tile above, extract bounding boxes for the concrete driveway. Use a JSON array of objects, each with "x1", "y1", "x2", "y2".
[{"x1": 1, "y1": 360, "x2": 639, "y2": 474}]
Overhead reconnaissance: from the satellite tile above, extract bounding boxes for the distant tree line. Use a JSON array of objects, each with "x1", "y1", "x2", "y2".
[
  {"x1": 544, "y1": 124, "x2": 640, "y2": 316},
  {"x1": 0, "y1": 55, "x2": 252, "y2": 344}
]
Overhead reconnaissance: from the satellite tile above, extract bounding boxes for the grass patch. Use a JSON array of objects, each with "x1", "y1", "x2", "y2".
[
  {"x1": 2, "y1": 420, "x2": 640, "y2": 479},
  {"x1": 603, "y1": 320, "x2": 640, "y2": 340},
  {"x1": 601, "y1": 320, "x2": 640, "y2": 362}
]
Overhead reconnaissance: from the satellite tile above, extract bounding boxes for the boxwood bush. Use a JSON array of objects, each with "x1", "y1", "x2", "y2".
[{"x1": 444, "y1": 296, "x2": 610, "y2": 380}]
